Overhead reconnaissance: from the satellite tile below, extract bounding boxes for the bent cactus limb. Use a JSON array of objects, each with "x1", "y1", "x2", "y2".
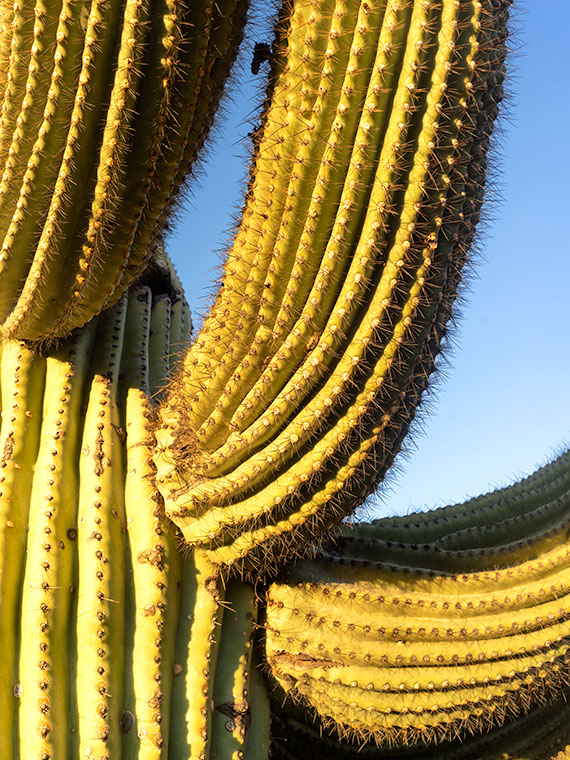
[
  {"x1": 0, "y1": 0, "x2": 247, "y2": 342},
  {"x1": 156, "y1": 0, "x2": 511, "y2": 574},
  {"x1": 265, "y1": 451, "x2": 570, "y2": 757}
]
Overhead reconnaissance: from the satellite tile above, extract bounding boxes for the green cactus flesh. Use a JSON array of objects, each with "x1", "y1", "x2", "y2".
[
  {"x1": 0, "y1": 0, "x2": 247, "y2": 342},
  {"x1": 264, "y1": 451, "x2": 570, "y2": 754},
  {"x1": 0, "y1": 275, "x2": 265, "y2": 758},
  {"x1": 155, "y1": 0, "x2": 510, "y2": 574}
]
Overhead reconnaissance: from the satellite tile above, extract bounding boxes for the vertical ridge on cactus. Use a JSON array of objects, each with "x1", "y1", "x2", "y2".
[
  {"x1": 0, "y1": 341, "x2": 46, "y2": 758},
  {"x1": 0, "y1": 0, "x2": 248, "y2": 342}
]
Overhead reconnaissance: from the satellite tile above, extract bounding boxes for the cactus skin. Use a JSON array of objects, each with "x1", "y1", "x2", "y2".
[
  {"x1": 264, "y1": 451, "x2": 570, "y2": 755},
  {"x1": 155, "y1": 0, "x2": 511, "y2": 574},
  {"x1": 0, "y1": 0, "x2": 247, "y2": 342},
  {"x1": 0, "y1": 275, "x2": 267, "y2": 758}
]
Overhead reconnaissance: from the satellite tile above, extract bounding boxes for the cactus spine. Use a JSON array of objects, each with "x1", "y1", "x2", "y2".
[{"x1": 156, "y1": 0, "x2": 510, "y2": 574}]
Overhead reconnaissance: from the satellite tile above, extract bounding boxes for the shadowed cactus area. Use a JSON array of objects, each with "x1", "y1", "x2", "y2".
[{"x1": 2, "y1": 0, "x2": 570, "y2": 758}]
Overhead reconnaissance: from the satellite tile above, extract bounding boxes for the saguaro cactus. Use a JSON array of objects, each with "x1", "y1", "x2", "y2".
[{"x1": 5, "y1": 0, "x2": 570, "y2": 758}]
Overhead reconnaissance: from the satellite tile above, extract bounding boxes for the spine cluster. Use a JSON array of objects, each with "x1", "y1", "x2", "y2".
[
  {"x1": 156, "y1": 0, "x2": 511, "y2": 575},
  {"x1": 0, "y1": 0, "x2": 247, "y2": 342}
]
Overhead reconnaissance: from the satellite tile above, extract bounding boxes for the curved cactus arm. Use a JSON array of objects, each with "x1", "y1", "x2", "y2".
[
  {"x1": 359, "y1": 449, "x2": 570, "y2": 546},
  {"x1": 264, "y1": 451, "x2": 570, "y2": 752},
  {"x1": 0, "y1": 0, "x2": 247, "y2": 342},
  {"x1": 156, "y1": 0, "x2": 511, "y2": 575}
]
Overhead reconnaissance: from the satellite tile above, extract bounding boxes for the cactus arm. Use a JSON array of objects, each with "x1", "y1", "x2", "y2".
[
  {"x1": 184, "y1": 0, "x2": 342, "y2": 396},
  {"x1": 0, "y1": 0, "x2": 248, "y2": 342},
  {"x1": 215, "y1": 0, "x2": 416, "y2": 445},
  {"x1": 157, "y1": 0, "x2": 511, "y2": 573},
  {"x1": 0, "y1": 0, "x2": 126, "y2": 335},
  {"x1": 264, "y1": 452, "x2": 570, "y2": 751},
  {"x1": 210, "y1": 579, "x2": 257, "y2": 759},
  {"x1": 18, "y1": 326, "x2": 94, "y2": 759},
  {"x1": 365, "y1": 450, "x2": 570, "y2": 545},
  {"x1": 0, "y1": 342, "x2": 45, "y2": 757},
  {"x1": 91, "y1": 0, "x2": 250, "y2": 319},
  {"x1": 0, "y1": 0, "x2": 33, "y2": 162}
]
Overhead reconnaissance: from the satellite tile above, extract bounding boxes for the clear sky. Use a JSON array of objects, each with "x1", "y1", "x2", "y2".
[{"x1": 167, "y1": 0, "x2": 570, "y2": 520}]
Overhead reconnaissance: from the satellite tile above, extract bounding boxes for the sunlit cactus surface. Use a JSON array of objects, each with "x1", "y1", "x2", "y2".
[{"x1": 3, "y1": 0, "x2": 570, "y2": 759}]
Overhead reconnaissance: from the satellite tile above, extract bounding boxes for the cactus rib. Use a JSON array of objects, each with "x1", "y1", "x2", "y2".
[{"x1": 0, "y1": 342, "x2": 45, "y2": 757}]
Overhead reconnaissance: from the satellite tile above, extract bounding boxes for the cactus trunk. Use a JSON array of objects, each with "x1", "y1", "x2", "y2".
[{"x1": 0, "y1": 274, "x2": 264, "y2": 758}]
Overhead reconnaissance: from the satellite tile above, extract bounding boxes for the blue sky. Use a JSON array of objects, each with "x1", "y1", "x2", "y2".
[{"x1": 167, "y1": 1, "x2": 570, "y2": 519}]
